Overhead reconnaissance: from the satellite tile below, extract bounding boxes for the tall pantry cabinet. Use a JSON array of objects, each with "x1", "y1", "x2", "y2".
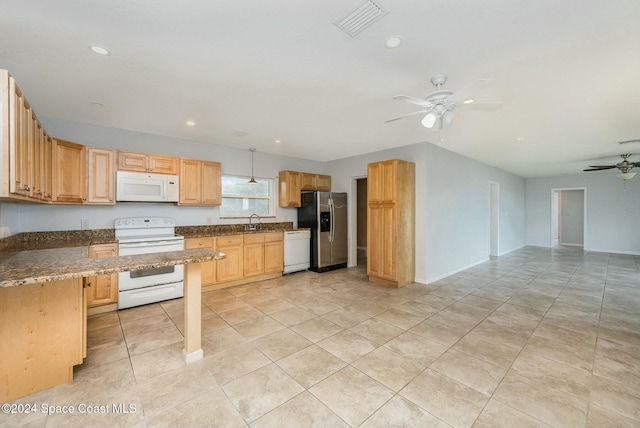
[{"x1": 367, "y1": 159, "x2": 415, "y2": 287}]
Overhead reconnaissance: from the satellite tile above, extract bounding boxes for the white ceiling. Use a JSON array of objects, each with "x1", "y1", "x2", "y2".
[{"x1": 2, "y1": 0, "x2": 639, "y2": 178}]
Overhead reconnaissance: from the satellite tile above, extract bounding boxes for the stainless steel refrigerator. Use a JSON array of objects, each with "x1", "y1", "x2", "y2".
[{"x1": 297, "y1": 191, "x2": 348, "y2": 272}]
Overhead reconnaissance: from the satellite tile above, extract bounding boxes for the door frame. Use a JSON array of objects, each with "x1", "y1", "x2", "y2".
[
  {"x1": 349, "y1": 174, "x2": 368, "y2": 268},
  {"x1": 489, "y1": 181, "x2": 499, "y2": 257},
  {"x1": 550, "y1": 187, "x2": 587, "y2": 248}
]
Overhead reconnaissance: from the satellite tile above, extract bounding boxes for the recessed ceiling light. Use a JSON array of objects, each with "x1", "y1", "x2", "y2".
[
  {"x1": 275, "y1": 140, "x2": 281, "y2": 144},
  {"x1": 463, "y1": 99, "x2": 475, "y2": 104},
  {"x1": 516, "y1": 137, "x2": 525, "y2": 142},
  {"x1": 185, "y1": 120, "x2": 196, "y2": 127},
  {"x1": 89, "y1": 45, "x2": 110, "y2": 55},
  {"x1": 385, "y1": 35, "x2": 403, "y2": 48}
]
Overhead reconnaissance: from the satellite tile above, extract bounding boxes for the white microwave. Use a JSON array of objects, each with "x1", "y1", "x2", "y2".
[{"x1": 116, "y1": 171, "x2": 179, "y2": 202}]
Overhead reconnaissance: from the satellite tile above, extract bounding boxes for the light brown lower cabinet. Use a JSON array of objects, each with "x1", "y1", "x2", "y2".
[
  {"x1": 185, "y1": 237, "x2": 216, "y2": 284},
  {"x1": 185, "y1": 232, "x2": 284, "y2": 291},
  {"x1": 215, "y1": 235, "x2": 244, "y2": 283},
  {"x1": 0, "y1": 277, "x2": 85, "y2": 403},
  {"x1": 243, "y1": 232, "x2": 284, "y2": 277},
  {"x1": 86, "y1": 243, "x2": 118, "y2": 307}
]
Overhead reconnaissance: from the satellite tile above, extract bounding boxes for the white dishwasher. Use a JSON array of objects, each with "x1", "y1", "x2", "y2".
[{"x1": 284, "y1": 230, "x2": 311, "y2": 274}]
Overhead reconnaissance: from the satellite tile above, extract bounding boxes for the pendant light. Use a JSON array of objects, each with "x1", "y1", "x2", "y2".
[{"x1": 248, "y1": 148, "x2": 257, "y2": 184}]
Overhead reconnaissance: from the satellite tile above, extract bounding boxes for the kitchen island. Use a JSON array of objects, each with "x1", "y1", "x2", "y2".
[{"x1": 0, "y1": 244, "x2": 224, "y2": 403}]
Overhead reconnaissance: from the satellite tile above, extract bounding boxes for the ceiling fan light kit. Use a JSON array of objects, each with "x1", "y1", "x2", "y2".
[
  {"x1": 421, "y1": 112, "x2": 437, "y2": 128},
  {"x1": 386, "y1": 73, "x2": 502, "y2": 130},
  {"x1": 617, "y1": 172, "x2": 636, "y2": 180},
  {"x1": 584, "y1": 154, "x2": 640, "y2": 184}
]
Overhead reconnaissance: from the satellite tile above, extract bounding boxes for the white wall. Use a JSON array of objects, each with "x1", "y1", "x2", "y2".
[
  {"x1": 424, "y1": 143, "x2": 526, "y2": 281},
  {"x1": 327, "y1": 141, "x2": 526, "y2": 284},
  {"x1": 526, "y1": 174, "x2": 640, "y2": 254},
  {"x1": 12, "y1": 118, "x2": 329, "y2": 232},
  {"x1": 5, "y1": 118, "x2": 529, "y2": 282}
]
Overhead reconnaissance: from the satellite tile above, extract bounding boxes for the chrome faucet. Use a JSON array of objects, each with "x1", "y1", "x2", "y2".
[{"x1": 247, "y1": 213, "x2": 261, "y2": 231}]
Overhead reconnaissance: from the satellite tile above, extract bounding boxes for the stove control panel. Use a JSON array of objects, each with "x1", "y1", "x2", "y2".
[{"x1": 115, "y1": 217, "x2": 176, "y2": 229}]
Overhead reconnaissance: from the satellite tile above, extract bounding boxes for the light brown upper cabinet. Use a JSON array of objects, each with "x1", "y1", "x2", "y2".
[
  {"x1": 367, "y1": 159, "x2": 415, "y2": 288},
  {"x1": 52, "y1": 138, "x2": 86, "y2": 204},
  {"x1": 118, "y1": 150, "x2": 178, "y2": 174},
  {"x1": 178, "y1": 158, "x2": 221, "y2": 206},
  {"x1": 279, "y1": 170, "x2": 302, "y2": 207},
  {"x1": 279, "y1": 170, "x2": 331, "y2": 207},
  {"x1": 87, "y1": 147, "x2": 116, "y2": 205},
  {"x1": 301, "y1": 173, "x2": 331, "y2": 192},
  {"x1": 1, "y1": 71, "x2": 55, "y2": 203}
]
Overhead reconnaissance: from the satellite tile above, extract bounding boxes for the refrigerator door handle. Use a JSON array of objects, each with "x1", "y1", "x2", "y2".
[{"x1": 329, "y1": 198, "x2": 334, "y2": 243}]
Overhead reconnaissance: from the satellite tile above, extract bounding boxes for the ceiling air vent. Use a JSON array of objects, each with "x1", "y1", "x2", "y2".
[{"x1": 334, "y1": 0, "x2": 388, "y2": 37}]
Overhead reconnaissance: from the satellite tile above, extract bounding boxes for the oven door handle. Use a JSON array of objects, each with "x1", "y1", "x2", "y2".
[{"x1": 119, "y1": 240, "x2": 183, "y2": 249}]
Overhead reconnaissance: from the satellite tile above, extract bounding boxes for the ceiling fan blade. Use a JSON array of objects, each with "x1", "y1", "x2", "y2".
[
  {"x1": 448, "y1": 78, "x2": 492, "y2": 104},
  {"x1": 584, "y1": 166, "x2": 616, "y2": 171},
  {"x1": 385, "y1": 109, "x2": 429, "y2": 123},
  {"x1": 392, "y1": 95, "x2": 433, "y2": 107},
  {"x1": 619, "y1": 139, "x2": 640, "y2": 145},
  {"x1": 455, "y1": 101, "x2": 503, "y2": 111}
]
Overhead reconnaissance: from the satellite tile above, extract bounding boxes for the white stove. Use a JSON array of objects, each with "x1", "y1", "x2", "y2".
[{"x1": 115, "y1": 217, "x2": 185, "y2": 309}]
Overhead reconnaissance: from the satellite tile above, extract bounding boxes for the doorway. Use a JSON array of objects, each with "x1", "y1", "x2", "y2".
[
  {"x1": 356, "y1": 178, "x2": 368, "y2": 266},
  {"x1": 489, "y1": 182, "x2": 499, "y2": 257},
  {"x1": 349, "y1": 176, "x2": 368, "y2": 268},
  {"x1": 551, "y1": 188, "x2": 586, "y2": 247}
]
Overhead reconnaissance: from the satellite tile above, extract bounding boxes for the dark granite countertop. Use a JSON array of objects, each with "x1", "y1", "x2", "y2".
[{"x1": 0, "y1": 247, "x2": 224, "y2": 288}]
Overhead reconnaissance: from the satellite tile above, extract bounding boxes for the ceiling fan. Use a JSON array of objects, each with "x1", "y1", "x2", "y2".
[
  {"x1": 385, "y1": 73, "x2": 502, "y2": 130},
  {"x1": 583, "y1": 154, "x2": 640, "y2": 180}
]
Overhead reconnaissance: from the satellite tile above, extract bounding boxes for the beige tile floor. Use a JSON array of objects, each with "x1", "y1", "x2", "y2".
[{"x1": 3, "y1": 246, "x2": 640, "y2": 427}]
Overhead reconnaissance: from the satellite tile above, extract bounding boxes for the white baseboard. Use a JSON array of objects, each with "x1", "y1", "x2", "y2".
[{"x1": 426, "y1": 257, "x2": 490, "y2": 284}]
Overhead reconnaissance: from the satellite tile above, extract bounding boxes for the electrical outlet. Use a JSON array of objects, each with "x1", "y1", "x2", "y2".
[
  {"x1": 80, "y1": 219, "x2": 89, "y2": 229},
  {"x1": 283, "y1": 215, "x2": 289, "y2": 222},
  {"x1": 206, "y1": 216, "x2": 212, "y2": 225}
]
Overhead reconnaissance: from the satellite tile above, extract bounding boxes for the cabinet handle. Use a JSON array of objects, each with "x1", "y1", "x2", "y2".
[
  {"x1": 22, "y1": 185, "x2": 30, "y2": 191},
  {"x1": 85, "y1": 282, "x2": 92, "y2": 288},
  {"x1": 36, "y1": 191, "x2": 43, "y2": 195}
]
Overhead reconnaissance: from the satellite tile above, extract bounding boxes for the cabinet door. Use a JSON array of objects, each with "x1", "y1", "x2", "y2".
[
  {"x1": 264, "y1": 239, "x2": 284, "y2": 274},
  {"x1": 86, "y1": 244, "x2": 118, "y2": 307},
  {"x1": 301, "y1": 173, "x2": 316, "y2": 190},
  {"x1": 52, "y1": 139, "x2": 86, "y2": 203},
  {"x1": 279, "y1": 171, "x2": 302, "y2": 207},
  {"x1": 11, "y1": 83, "x2": 32, "y2": 197},
  {"x1": 149, "y1": 155, "x2": 178, "y2": 174},
  {"x1": 202, "y1": 161, "x2": 221, "y2": 205},
  {"x1": 368, "y1": 160, "x2": 397, "y2": 203},
  {"x1": 87, "y1": 147, "x2": 116, "y2": 204},
  {"x1": 117, "y1": 151, "x2": 148, "y2": 172},
  {"x1": 179, "y1": 158, "x2": 202, "y2": 205},
  {"x1": 41, "y1": 135, "x2": 53, "y2": 201},
  {"x1": 185, "y1": 238, "x2": 216, "y2": 285},
  {"x1": 316, "y1": 175, "x2": 331, "y2": 191},
  {"x1": 243, "y1": 234, "x2": 265, "y2": 277},
  {"x1": 367, "y1": 203, "x2": 396, "y2": 281},
  {"x1": 33, "y1": 122, "x2": 50, "y2": 201},
  {"x1": 216, "y1": 236, "x2": 243, "y2": 282}
]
